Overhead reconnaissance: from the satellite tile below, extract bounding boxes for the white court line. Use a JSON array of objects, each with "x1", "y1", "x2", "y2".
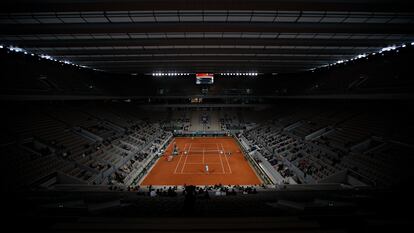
[
  {"x1": 179, "y1": 172, "x2": 225, "y2": 175},
  {"x1": 187, "y1": 149, "x2": 221, "y2": 152},
  {"x1": 192, "y1": 150, "x2": 218, "y2": 152},
  {"x1": 173, "y1": 143, "x2": 187, "y2": 174},
  {"x1": 180, "y1": 143, "x2": 191, "y2": 174},
  {"x1": 216, "y1": 143, "x2": 225, "y2": 174},
  {"x1": 189, "y1": 143, "x2": 221, "y2": 145},
  {"x1": 221, "y1": 143, "x2": 233, "y2": 174},
  {"x1": 186, "y1": 162, "x2": 222, "y2": 165},
  {"x1": 178, "y1": 154, "x2": 220, "y2": 156}
]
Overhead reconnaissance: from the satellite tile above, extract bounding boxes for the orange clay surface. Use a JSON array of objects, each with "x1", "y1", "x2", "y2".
[{"x1": 141, "y1": 137, "x2": 262, "y2": 186}]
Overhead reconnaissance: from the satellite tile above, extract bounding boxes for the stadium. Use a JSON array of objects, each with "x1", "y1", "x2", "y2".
[{"x1": 1, "y1": 0, "x2": 414, "y2": 232}]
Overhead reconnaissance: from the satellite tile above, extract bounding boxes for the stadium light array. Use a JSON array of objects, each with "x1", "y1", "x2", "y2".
[
  {"x1": 310, "y1": 42, "x2": 412, "y2": 72},
  {"x1": 8, "y1": 46, "x2": 24, "y2": 53},
  {"x1": 380, "y1": 46, "x2": 397, "y2": 53},
  {"x1": 219, "y1": 72, "x2": 258, "y2": 76},
  {"x1": 0, "y1": 44, "x2": 101, "y2": 72},
  {"x1": 152, "y1": 72, "x2": 191, "y2": 76}
]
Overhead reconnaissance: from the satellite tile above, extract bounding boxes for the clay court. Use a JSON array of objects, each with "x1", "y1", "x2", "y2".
[{"x1": 141, "y1": 137, "x2": 262, "y2": 186}]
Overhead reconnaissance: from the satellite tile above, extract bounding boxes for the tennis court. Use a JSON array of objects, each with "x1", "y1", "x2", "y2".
[{"x1": 140, "y1": 137, "x2": 262, "y2": 186}]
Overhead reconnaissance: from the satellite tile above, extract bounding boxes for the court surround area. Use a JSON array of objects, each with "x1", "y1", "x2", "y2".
[{"x1": 141, "y1": 137, "x2": 262, "y2": 186}]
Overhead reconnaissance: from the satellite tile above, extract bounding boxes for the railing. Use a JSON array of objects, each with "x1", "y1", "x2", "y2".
[
  {"x1": 128, "y1": 132, "x2": 174, "y2": 186},
  {"x1": 232, "y1": 134, "x2": 273, "y2": 185}
]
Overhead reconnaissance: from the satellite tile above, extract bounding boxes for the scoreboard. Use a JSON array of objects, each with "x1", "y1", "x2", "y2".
[{"x1": 196, "y1": 73, "x2": 214, "y2": 84}]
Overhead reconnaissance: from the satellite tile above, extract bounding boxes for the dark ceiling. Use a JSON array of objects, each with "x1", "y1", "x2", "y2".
[{"x1": 1, "y1": 0, "x2": 414, "y2": 74}]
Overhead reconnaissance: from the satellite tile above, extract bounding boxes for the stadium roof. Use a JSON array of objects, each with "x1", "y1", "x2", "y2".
[{"x1": 1, "y1": 0, "x2": 414, "y2": 74}]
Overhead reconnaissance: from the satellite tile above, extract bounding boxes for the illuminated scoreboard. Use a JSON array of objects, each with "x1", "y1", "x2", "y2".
[{"x1": 196, "y1": 73, "x2": 214, "y2": 84}]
